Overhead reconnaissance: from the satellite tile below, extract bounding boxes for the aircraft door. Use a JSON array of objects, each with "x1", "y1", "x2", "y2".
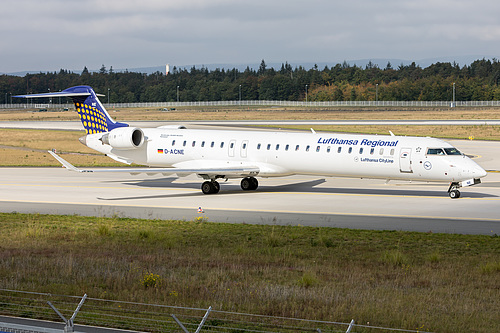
[
  {"x1": 241, "y1": 140, "x2": 249, "y2": 158},
  {"x1": 229, "y1": 140, "x2": 236, "y2": 157},
  {"x1": 399, "y1": 148, "x2": 413, "y2": 173}
]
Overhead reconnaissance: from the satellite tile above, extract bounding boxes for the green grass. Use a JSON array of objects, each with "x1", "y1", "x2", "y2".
[{"x1": 0, "y1": 213, "x2": 499, "y2": 332}]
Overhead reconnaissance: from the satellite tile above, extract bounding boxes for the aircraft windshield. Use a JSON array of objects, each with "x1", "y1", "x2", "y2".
[
  {"x1": 427, "y1": 147, "x2": 463, "y2": 155},
  {"x1": 443, "y1": 147, "x2": 462, "y2": 155}
]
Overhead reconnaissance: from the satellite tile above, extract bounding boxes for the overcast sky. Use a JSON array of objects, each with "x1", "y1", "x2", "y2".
[{"x1": 1, "y1": 0, "x2": 499, "y2": 73}]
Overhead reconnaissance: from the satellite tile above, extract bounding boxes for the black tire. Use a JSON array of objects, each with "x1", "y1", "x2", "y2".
[
  {"x1": 201, "y1": 181, "x2": 214, "y2": 194},
  {"x1": 241, "y1": 177, "x2": 252, "y2": 191},
  {"x1": 249, "y1": 177, "x2": 259, "y2": 190},
  {"x1": 449, "y1": 190, "x2": 461, "y2": 199},
  {"x1": 212, "y1": 181, "x2": 220, "y2": 194},
  {"x1": 202, "y1": 181, "x2": 220, "y2": 194},
  {"x1": 241, "y1": 177, "x2": 258, "y2": 191}
]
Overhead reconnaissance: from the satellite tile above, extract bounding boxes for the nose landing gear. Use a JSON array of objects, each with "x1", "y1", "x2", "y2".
[{"x1": 448, "y1": 182, "x2": 461, "y2": 199}]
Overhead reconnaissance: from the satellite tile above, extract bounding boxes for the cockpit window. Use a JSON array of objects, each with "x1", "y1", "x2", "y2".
[
  {"x1": 444, "y1": 147, "x2": 462, "y2": 155},
  {"x1": 427, "y1": 147, "x2": 462, "y2": 156},
  {"x1": 427, "y1": 148, "x2": 446, "y2": 155}
]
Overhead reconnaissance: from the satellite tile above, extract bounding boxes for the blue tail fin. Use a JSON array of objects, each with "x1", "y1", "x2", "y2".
[
  {"x1": 62, "y1": 86, "x2": 128, "y2": 134},
  {"x1": 15, "y1": 85, "x2": 128, "y2": 134}
]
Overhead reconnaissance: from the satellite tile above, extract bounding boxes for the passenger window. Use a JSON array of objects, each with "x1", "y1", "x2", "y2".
[
  {"x1": 337, "y1": 147, "x2": 342, "y2": 153},
  {"x1": 359, "y1": 148, "x2": 363, "y2": 154},
  {"x1": 220, "y1": 142, "x2": 224, "y2": 148},
  {"x1": 370, "y1": 148, "x2": 374, "y2": 155},
  {"x1": 348, "y1": 147, "x2": 352, "y2": 154},
  {"x1": 390, "y1": 148, "x2": 394, "y2": 155},
  {"x1": 242, "y1": 143, "x2": 247, "y2": 149},
  {"x1": 257, "y1": 143, "x2": 261, "y2": 150},
  {"x1": 172, "y1": 140, "x2": 176, "y2": 146},
  {"x1": 201, "y1": 141, "x2": 205, "y2": 147},
  {"x1": 295, "y1": 145, "x2": 300, "y2": 151},
  {"x1": 192, "y1": 141, "x2": 196, "y2": 147},
  {"x1": 183, "y1": 140, "x2": 187, "y2": 147},
  {"x1": 267, "y1": 144, "x2": 271, "y2": 150},
  {"x1": 276, "y1": 144, "x2": 280, "y2": 150},
  {"x1": 327, "y1": 146, "x2": 331, "y2": 153},
  {"x1": 230, "y1": 142, "x2": 234, "y2": 149},
  {"x1": 211, "y1": 141, "x2": 215, "y2": 148},
  {"x1": 306, "y1": 145, "x2": 310, "y2": 152},
  {"x1": 285, "y1": 144, "x2": 289, "y2": 151},
  {"x1": 316, "y1": 146, "x2": 320, "y2": 152},
  {"x1": 379, "y1": 148, "x2": 383, "y2": 155}
]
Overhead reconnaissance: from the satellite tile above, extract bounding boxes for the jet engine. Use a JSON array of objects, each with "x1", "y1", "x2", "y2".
[{"x1": 100, "y1": 127, "x2": 145, "y2": 149}]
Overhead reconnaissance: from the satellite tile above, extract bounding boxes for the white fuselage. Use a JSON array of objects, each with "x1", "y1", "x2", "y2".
[{"x1": 84, "y1": 128, "x2": 487, "y2": 183}]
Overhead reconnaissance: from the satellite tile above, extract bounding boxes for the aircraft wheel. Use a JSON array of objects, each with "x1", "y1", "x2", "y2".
[
  {"x1": 201, "y1": 181, "x2": 219, "y2": 194},
  {"x1": 449, "y1": 189, "x2": 461, "y2": 199},
  {"x1": 241, "y1": 177, "x2": 258, "y2": 191},
  {"x1": 212, "y1": 181, "x2": 220, "y2": 193},
  {"x1": 249, "y1": 177, "x2": 259, "y2": 190}
]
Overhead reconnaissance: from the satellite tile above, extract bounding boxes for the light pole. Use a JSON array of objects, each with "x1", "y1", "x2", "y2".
[
  {"x1": 376, "y1": 83, "x2": 378, "y2": 103},
  {"x1": 452, "y1": 82, "x2": 456, "y2": 108},
  {"x1": 239, "y1": 84, "x2": 241, "y2": 103},
  {"x1": 108, "y1": 88, "x2": 110, "y2": 104},
  {"x1": 177, "y1": 86, "x2": 179, "y2": 102},
  {"x1": 305, "y1": 84, "x2": 308, "y2": 103}
]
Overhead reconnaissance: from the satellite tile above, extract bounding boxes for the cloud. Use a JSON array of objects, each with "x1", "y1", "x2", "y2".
[{"x1": 1, "y1": 0, "x2": 499, "y2": 73}]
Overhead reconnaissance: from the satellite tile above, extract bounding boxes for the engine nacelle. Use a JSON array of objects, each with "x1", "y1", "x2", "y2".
[{"x1": 101, "y1": 127, "x2": 145, "y2": 149}]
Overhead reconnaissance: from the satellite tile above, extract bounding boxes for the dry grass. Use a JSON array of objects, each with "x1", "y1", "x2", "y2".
[
  {"x1": 0, "y1": 213, "x2": 498, "y2": 332},
  {"x1": 0, "y1": 129, "x2": 124, "y2": 166},
  {"x1": 2, "y1": 106, "x2": 500, "y2": 122}
]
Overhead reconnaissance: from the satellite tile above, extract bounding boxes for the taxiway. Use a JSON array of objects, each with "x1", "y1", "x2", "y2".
[{"x1": 0, "y1": 139, "x2": 499, "y2": 235}]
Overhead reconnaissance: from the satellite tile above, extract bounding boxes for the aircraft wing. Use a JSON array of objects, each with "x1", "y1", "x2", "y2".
[{"x1": 48, "y1": 151, "x2": 259, "y2": 178}]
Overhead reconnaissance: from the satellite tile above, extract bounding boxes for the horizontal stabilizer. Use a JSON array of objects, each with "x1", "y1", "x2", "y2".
[{"x1": 15, "y1": 91, "x2": 104, "y2": 98}]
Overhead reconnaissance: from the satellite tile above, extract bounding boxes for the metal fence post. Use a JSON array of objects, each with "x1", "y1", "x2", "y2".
[
  {"x1": 346, "y1": 319, "x2": 355, "y2": 333},
  {"x1": 47, "y1": 294, "x2": 87, "y2": 333}
]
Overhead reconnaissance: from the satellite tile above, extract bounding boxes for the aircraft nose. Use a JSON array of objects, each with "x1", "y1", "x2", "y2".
[{"x1": 476, "y1": 166, "x2": 487, "y2": 178}]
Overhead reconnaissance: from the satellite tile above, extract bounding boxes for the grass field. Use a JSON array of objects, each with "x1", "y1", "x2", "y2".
[{"x1": 0, "y1": 213, "x2": 499, "y2": 332}]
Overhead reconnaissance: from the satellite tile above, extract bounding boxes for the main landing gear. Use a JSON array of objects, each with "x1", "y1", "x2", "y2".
[
  {"x1": 448, "y1": 182, "x2": 461, "y2": 199},
  {"x1": 200, "y1": 176, "x2": 259, "y2": 194},
  {"x1": 240, "y1": 176, "x2": 259, "y2": 191},
  {"x1": 201, "y1": 180, "x2": 220, "y2": 194}
]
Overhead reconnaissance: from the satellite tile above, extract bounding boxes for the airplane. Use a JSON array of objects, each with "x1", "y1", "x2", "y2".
[{"x1": 15, "y1": 85, "x2": 487, "y2": 198}]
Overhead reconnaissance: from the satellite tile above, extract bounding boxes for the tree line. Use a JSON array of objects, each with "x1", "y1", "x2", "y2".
[{"x1": 2, "y1": 59, "x2": 500, "y2": 104}]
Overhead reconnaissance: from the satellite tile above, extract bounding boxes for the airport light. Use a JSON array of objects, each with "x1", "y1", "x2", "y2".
[
  {"x1": 376, "y1": 83, "x2": 379, "y2": 103},
  {"x1": 305, "y1": 84, "x2": 308, "y2": 102},
  {"x1": 452, "y1": 82, "x2": 456, "y2": 108},
  {"x1": 239, "y1": 84, "x2": 241, "y2": 103},
  {"x1": 177, "y1": 86, "x2": 179, "y2": 102}
]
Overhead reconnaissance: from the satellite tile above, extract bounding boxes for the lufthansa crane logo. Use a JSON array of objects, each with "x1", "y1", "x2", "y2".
[{"x1": 424, "y1": 161, "x2": 432, "y2": 170}]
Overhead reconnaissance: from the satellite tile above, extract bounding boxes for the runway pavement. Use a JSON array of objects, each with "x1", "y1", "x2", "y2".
[
  {"x1": 0, "y1": 140, "x2": 499, "y2": 235},
  {"x1": 0, "y1": 121, "x2": 499, "y2": 235}
]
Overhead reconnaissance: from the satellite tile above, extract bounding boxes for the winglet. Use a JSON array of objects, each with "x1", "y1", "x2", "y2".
[{"x1": 48, "y1": 151, "x2": 90, "y2": 173}]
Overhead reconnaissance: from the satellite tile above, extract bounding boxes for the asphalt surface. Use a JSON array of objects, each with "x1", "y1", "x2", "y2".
[
  {"x1": 0, "y1": 121, "x2": 499, "y2": 235},
  {"x1": 0, "y1": 146, "x2": 498, "y2": 235}
]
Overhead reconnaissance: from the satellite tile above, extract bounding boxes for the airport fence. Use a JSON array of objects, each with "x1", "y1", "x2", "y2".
[
  {"x1": 2, "y1": 100, "x2": 500, "y2": 110},
  {"x1": 0, "y1": 289, "x2": 432, "y2": 333}
]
